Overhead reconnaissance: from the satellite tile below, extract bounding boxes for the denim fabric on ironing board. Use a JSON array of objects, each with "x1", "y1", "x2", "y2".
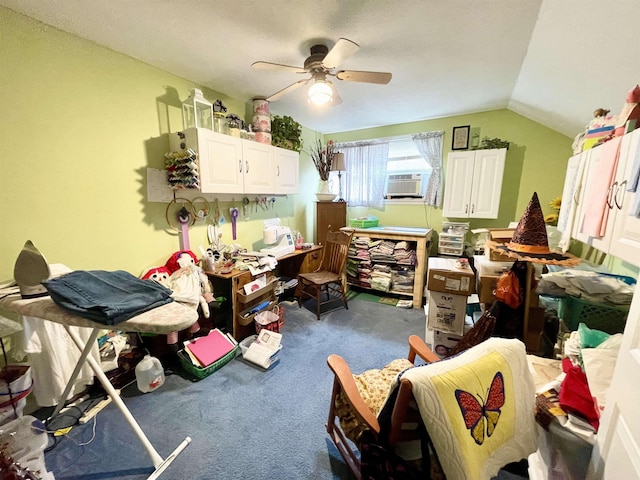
[{"x1": 43, "y1": 270, "x2": 173, "y2": 325}]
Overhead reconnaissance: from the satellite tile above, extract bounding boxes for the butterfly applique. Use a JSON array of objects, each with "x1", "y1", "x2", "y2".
[{"x1": 454, "y1": 371, "x2": 505, "y2": 445}]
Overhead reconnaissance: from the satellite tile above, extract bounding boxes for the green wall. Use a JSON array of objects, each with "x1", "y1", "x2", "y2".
[
  {"x1": 2, "y1": 6, "x2": 634, "y2": 282},
  {"x1": 330, "y1": 111, "x2": 574, "y2": 252},
  {"x1": 0, "y1": 7, "x2": 310, "y2": 281}
]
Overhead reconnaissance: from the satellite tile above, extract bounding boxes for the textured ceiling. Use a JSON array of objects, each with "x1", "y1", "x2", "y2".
[{"x1": 2, "y1": 0, "x2": 640, "y2": 137}]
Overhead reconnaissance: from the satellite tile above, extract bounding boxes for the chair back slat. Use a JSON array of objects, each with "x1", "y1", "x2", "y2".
[{"x1": 321, "y1": 229, "x2": 353, "y2": 275}]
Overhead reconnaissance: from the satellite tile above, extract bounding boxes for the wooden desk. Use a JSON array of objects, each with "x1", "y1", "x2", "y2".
[
  {"x1": 341, "y1": 226, "x2": 433, "y2": 308},
  {"x1": 205, "y1": 246, "x2": 323, "y2": 340}
]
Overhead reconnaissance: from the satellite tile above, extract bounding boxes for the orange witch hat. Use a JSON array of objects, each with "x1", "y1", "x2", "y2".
[{"x1": 487, "y1": 192, "x2": 580, "y2": 266}]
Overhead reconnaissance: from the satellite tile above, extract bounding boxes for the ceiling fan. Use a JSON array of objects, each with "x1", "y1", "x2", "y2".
[{"x1": 251, "y1": 38, "x2": 392, "y2": 106}]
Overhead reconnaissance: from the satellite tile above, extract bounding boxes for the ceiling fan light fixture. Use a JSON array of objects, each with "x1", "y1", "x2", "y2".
[{"x1": 308, "y1": 80, "x2": 333, "y2": 105}]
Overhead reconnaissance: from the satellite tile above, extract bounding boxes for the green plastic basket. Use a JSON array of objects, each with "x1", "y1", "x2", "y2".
[
  {"x1": 558, "y1": 295, "x2": 629, "y2": 334},
  {"x1": 177, "y1": 344, "x2": 238, "y2": 380},
  {"x1": 349, "y1": 218, "x2": 379, "y2": 228}
]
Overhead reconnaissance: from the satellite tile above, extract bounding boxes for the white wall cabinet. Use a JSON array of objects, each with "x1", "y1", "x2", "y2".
[
  {"x1": 562, "y1": 128, "x2": 640, "y2": 267},
  {"x1": 442, "y1": 148, "x2": 506, "y2": 219},
  {"x1": 170, "y1": 127, "x2": 298, "y2": 195},
  {"x1": 599, "y1": 129, "x2": 640, "y2": 264},
  {"x1": 273, "y1": 146, "x2": 299, "y2": 194},
  {"x1": 557, "y1": 149, "x2": 590, "y2": 244}
]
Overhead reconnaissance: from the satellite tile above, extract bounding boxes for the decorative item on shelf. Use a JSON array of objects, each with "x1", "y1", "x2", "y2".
[
  {"x1": 330, "y1": 152, "x2": 346, "y2": 202},
  {"x1": 471, "y1": 132, "x2": 480, "y2": 149},
  {"x1": 480, "y1": 136, "x2": 510, "y2": 150},
  {"x1": 226, "y1": 113, "x2": 242, "y2": 137},
  {"x1": 252, "y1": 114, "x2": 271, "y2": 133},
  {"x1": 182, "y1": 88, "x2": 213, "y2": 130},
  {"x1": 213, "y1": 112, "x2": 229, "y2": 135},
  {"x1": 212, "y1": 99, "x2": 229, "y2": 134},
  {"x1": 252, "y1": 97, "x2": 270, "y2": 116},
  {"x1": 452, "y1": 125, "x2": 470, "y2": 150},
  {"x1": 270, "y1": 115, "x2": 302, "y2": 152},
  {"x1": 310, "y1": 138, "x2": 337, "y2": 201}
]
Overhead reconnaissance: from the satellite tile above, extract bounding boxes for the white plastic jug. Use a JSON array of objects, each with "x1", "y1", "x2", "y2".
[{"x1": 135, "y1": 355, "x2": 165, "y2": 393}]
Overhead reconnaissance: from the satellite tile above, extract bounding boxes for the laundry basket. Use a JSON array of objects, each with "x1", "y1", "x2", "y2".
[{"x1": 558, "y1": 295, "x2": 629, "y2": 334}]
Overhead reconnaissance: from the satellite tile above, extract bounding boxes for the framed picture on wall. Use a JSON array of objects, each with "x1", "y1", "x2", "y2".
[{"x1": 452, "y1": 125, "x2": 470, "y2": 150}]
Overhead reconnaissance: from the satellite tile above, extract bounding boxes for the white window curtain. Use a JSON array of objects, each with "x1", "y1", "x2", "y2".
[
  {"x1": 412, "y1": 131, "x2": 444, "y2": 207},
  {"x1": 337, "y1": 140, "x2": 390, "y2": 208}
]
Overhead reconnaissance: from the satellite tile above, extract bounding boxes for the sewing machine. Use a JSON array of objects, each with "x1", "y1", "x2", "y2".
[{"x1": 260, "y1": 218, "x2": 295, "y2": 258}]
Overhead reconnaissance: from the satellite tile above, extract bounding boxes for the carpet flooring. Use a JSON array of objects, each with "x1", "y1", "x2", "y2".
[{"x1": 37, "y1": 295, "x2": 528, "y2": 479}]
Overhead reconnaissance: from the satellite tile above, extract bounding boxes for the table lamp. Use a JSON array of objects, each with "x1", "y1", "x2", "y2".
[{"x1": 331, "y1": 152, "x2": 346, "y2": 202}]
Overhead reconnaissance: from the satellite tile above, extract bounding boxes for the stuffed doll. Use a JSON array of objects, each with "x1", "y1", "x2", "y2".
[
  {"x1": 140, "y1": 266, "x2": 171, "y2": 287},
  {"x1": 165, "y1": 250, "x2": 214, "y2": 318}
]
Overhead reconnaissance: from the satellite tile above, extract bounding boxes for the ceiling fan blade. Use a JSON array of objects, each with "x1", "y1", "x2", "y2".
[
  {"x1": 336, "y1": 70, "x2": 392, "y2": 84},
  {"x1": 322, "y1": 38, "x2": 360, "y2": 69},
  {"x1": 265, "y1": 78, "x2": 311, "y2": 102},
  {"x1": 251, "y1": 61, "x2": 306, "y2": 74}
]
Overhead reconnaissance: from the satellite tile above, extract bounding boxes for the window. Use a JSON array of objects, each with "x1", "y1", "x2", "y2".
[{"x1": 384, "y1": 138, "x2": 432, "y2": 201}]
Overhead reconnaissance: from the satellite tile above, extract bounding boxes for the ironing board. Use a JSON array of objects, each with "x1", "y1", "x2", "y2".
[{"x1": 0, "y1": 293, "x2": 199, "y2": 480}]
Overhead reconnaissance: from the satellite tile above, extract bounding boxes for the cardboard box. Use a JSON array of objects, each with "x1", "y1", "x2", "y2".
[
  {"x1": 479, "y1": 274, "x2": 501, "y2": 304},
  {"x1": 425, "y1": 323, "x2": 473, "y2": 358},
  {"x1": 473, "y1": 255, "x2": 513, "y2": 276},
  {"x1": 486, "y1": 244, "x2": 515, "y2": 262},
  {"x1": 484, "y1": 228, "x2": 517, "y2": 261},
  {"x1": 427, "y1": 257, "x2": 475, "y2": 295},
  {"x1": 488, "y1": 228, "x2": 516, "y2": 243},
  {"x1": 426, "y1": 290, "x2": 468, "y2": 335}
]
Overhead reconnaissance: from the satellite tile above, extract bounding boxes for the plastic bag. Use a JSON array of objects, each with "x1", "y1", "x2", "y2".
[{"x1": 494, "y1": 271, "x2": 522, "y2": 309}]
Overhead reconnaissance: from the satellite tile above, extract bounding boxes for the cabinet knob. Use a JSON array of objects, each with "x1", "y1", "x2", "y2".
[
  {"x1": 465, "y1": 204, "x2": 468, "y2": 214},
  {"x1": 239, "y1": 159, "x2": 242, "y2": 173},
  {"x1": 246, "y1": 160, "x2": 249, "y2": 174}
]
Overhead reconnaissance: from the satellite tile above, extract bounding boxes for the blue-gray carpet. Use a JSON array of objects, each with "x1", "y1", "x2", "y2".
[
  {"x1": 40, "y1": 295, "x2": 529, "y2": 479},
  {"x1": 42, "y1": 296, "x2": 428, "y2": 479}
]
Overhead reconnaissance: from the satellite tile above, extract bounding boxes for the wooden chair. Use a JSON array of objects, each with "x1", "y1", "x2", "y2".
[
  {"x1": 297, "y1": 227, "x2": 354, "y2": 320},
  {"x1": 326, "y1": 335, "x2": 440, "y2": 479},
  {"x1": 326, "y1": 336, "x2": 537, "y2": 479}
]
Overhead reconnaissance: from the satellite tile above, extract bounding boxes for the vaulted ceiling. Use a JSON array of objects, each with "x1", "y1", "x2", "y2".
[{"x1": 2, "y1": 0, "x2": 639, "y2": 137}]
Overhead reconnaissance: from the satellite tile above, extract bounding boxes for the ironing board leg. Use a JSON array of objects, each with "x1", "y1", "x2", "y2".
[
  {"x1": 50, "y1": 328, "x2": 102, "y2": 419},
  {"x1": 62, "y1": 326, "x2": 190, "y2": 474}
]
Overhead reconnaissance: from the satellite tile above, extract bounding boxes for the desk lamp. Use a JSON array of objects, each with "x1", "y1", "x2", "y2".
[{"x1": 331, "y1": 152, "x2": 346, "y2": 202}]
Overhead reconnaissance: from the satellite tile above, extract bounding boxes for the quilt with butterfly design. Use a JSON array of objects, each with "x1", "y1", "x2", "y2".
[{"x1": 399, "y1": 337, "x2": 537, "y2": 480}]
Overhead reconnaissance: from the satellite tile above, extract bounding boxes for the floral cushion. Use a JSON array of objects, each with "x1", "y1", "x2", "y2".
[{"x1": 335, "y1": 358, "x2": 414, "y2": 444}]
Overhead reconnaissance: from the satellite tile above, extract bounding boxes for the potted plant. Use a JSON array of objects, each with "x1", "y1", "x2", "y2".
[{"x1": 271, "y1": 115, "x2": 303, "y2": 152}]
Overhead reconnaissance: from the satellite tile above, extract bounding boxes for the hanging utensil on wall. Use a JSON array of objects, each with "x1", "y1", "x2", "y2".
[
  {"x1": 230, "y1": 207, "x2": 239, "y2": 240},
  {"x1": 165, "y1": 197, "x2": 195, "y2": 250}
]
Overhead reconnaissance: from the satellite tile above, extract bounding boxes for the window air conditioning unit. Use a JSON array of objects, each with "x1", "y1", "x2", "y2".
[{"x1": 386, "y1": 173, "x2": 422, "y2": 198}]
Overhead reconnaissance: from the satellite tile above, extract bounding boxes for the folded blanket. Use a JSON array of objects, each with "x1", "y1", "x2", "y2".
[{"x1": 398, "y1": 337, "x2": 537, "y2": 480}]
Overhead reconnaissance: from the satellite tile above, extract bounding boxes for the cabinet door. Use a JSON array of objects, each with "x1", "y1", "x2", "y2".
[
  {"x1": 469, "y1": 148, "x2": 506, "y2": 219},
  {"x1": 273, "y1": 146, "x2": 299, "y2": 194},
  {"x1": 575, "y1": 137, "x2": 622, "y2": 246},
  {"x1": 316, "y1": 201, "x2": 347, "y2": 245},
  {"x1": 242, "y1": 140, "x2": 275, "y2": 194},
  {"x1": 558, "y1": 152, "x2": 585, "y2": 235},
  {"x1": 608, "y1": 128, "x2": 640, "y2": 266},
  {"x1": 191, "y1": 128, "x2": 243, "y2": 194},
  {"x1": 568, "y1": 149, "x2": 592, "y2": 241},
  {"x1": 443, "y1": 151, "x2": 475, "y2": 217}
]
